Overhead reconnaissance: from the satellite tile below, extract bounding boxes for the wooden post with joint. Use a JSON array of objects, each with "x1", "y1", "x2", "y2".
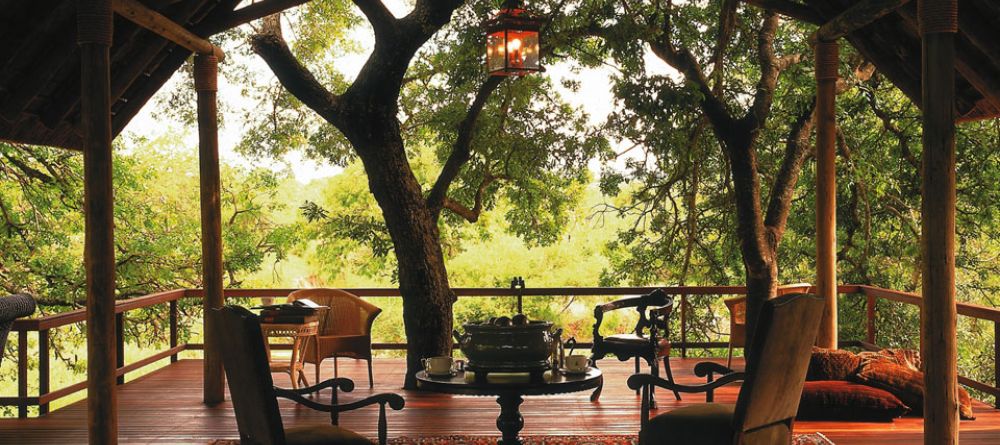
[
  {"x1": 78, "y1": 0, "x2": 118, "y2": 443},
  {"x1": 814, "y1": 39, "x2": 839, "y2": 349},
  {"x1": 919, "y1": 0, "x2": 959, "y2": 443},
  {"x1": 195, "y1": 53, "x2": 226, "y2": 405}
]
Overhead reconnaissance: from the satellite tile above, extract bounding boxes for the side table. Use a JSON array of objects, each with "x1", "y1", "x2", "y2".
[{"x1": 260, "y1": 315, "x2": 319, "y2": 389}]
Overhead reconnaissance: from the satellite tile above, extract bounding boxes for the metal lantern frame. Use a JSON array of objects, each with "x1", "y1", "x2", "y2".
[{"x1": 484, "y1": 0, "x2": 544, "y2": 76}]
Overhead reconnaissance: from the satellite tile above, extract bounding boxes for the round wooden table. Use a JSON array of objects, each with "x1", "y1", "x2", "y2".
[{"x1": 416, "y1": 368, "x2": 603, "y2": 445}]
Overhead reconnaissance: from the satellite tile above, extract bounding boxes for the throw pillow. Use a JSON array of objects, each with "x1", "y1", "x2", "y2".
[
  {"x1": 808, "y1": 347, "x2": 862, "y2": 381},
  {"x1": 797, "y1": 380, "x2": 910, "y2": 421},
  {"x1": 853, "y1": 359, "x2": 976, "y2": 420}
]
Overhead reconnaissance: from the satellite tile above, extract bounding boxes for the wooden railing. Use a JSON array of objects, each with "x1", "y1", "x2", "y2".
[{"x1": 3, "y1": 284, "x2": 998, "y2": 418}]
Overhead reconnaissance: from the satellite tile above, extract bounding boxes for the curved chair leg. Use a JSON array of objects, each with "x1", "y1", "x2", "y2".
[
  {"x1": 634, "y1": 357, "x2": 641, "y2": 395},
  {"x1": 590, "y1": 381, "x2": 603, "y2": 402},
  {"x1": 367, "y1": 357, "x2": 374, "y2": 388},
  {"x1": 663, "y1": 356, "x2": 681, "y2": 401},
  {"x1": 333, "y1": 357, "x2": 339, "y2": 378},
  {"x1": 315, "y1": 358, "x2": 323, "y2": 385},
  {"x1": 648, "y1": 356, "x2": 658, "y2": 409},
  {"x1": 727, "y1": 341, "x2": 734, "y2": 369}
]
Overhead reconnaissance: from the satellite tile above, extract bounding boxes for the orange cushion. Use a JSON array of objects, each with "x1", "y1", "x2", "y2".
[
  {"x1": 797, "y1": 380, "x2": 909, "y2": 421},
  {"x1": 853, "y1": 360, "x2": 976, "y2": 420}
]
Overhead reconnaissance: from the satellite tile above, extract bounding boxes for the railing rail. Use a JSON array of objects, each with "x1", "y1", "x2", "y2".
[{"x1": 3, "y1": 284, "x2": 999, "y2": 417}]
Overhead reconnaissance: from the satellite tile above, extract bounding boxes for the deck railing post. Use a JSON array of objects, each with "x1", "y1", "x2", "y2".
[
  {"x1": 170, "y1": 299, "x2": 179, "y2": 363},
  {"x1": 679, "y1": 294, "x2": 688, "y2": 358},
  {"x1": 17, "y1": 328, "x2": 28, "y2": 419},
  {"x1": 116, "y1": 312, "x2": 125, "y2": 385},
  {"x1": 39, "y1": 328, "x2": 50, "y2": 415},
  {"x1": 995, "y1": 321, "x2": 999, "y2": 409},
  {"x1": 866, "y1": 294, "x2": 876, "y2": 344}
]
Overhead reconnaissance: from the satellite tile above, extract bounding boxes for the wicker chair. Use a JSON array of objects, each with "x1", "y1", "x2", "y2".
[
  {"x1": 723, "y1": 297, "x2": 746, "y2": 369},
  {"x1": 214, "y1": 305, "x2": 404, "y2": 445},
  {"x1": 1, "y1": 294, "x2": 36, "y2": 367},
  {"x1": 628, "y1": 293, "x2": 825, "y2": 445},
  {"x1": 288, "y1": 288, "x2": 381, "y2": 388}
]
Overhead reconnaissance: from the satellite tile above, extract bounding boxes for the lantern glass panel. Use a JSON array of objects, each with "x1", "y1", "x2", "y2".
[
  {"x1": 487, "y1": 31, "x2": 507, "y2": 73},
  {"x1": 507, "y1": 29, "x2": 539, "y2": 71}
]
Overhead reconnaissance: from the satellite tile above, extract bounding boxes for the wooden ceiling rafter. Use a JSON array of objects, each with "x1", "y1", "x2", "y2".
[
  {"x1": 815, "y1": 0, "x2": 911, "y2": 42},
  {"x1": 113, "y1": 0, "x2": 226, "y2": 60}
]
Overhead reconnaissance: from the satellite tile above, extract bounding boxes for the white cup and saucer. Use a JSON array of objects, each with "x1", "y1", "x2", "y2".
[
  {"x1": 423, "y1": 356, "x2": 461, "y2": 377},
  {"x1": 562, "y1": 355, "x2": 592, "y2": 375}
]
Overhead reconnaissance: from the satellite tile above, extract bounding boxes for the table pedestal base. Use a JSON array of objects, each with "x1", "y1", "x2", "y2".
[{"x1": 496, "y1": 392, "x2": 524, "y2": 445}]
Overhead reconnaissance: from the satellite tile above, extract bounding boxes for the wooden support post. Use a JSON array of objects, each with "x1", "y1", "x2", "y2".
[
  {"x1": 39, "y1": 329, "x2": 50, "y2": 415},
  {"x1": 78, "y1": 0, "x2": 118, "y2": 442},
  {"x1": 115, "y1": 312, "x2": 125, "y2": 385},
  {"x1": 995, "y1": 322, "x2": 999, "y2": 409},
  {"x1": 17, "y1": 329, "x2": 27, "y2": 418},
  {"x1": 169, "y1": 300, "x2": 179, "y2": 363},
  {"x1": 919, "y1": 0, "x2": 959, "y2": 443},
  {"x1": 196, "y1": 54, "x2": 225, "y2": 405},
  {"x1": 815, "y1": 40, "x2": 839, "y2": 350}
]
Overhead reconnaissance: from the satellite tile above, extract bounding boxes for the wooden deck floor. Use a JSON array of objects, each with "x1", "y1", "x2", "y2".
[{"x1": 1, "y1": 357, "x2": 999, "y2": 444}]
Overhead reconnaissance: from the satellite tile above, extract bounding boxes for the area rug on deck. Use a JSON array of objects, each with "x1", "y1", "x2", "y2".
[{"x1": 211, "y1": 432, "x2": 834, "y2": 444}]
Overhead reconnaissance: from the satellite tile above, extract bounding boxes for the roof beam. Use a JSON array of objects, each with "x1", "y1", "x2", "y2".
[
  {"x1": 200, "y1": 0, "x2": 312, "y2": 35},
  {"x1": 743, "y1": 0, "x2": 824, "y2": 25},
  {"x1": 113, "y1": 0, "x2": 225, "y2": 60},
  {"x1": 816, "y1": 0, "x2": 911, "y2": 42}
]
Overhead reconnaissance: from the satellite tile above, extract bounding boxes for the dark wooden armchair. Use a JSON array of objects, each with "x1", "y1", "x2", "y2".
[
  {"x1": 214, "y1": 305, "x2": 404, "y2": 445},
  {"x1": 627, "y1": 293, "x2": 824, "y2": 445},
  {"x1": 591, "y1": 288, "x2": 681, "y2": 404},
  {"x1": 0, "y1": 294, "x2": 36, "y2": 367}
]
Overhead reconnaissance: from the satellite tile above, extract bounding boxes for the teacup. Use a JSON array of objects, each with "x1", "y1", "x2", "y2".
[
  {"x1": 564, "y1": 355, "x2": 591, "y2": 373},
  {"x1": 423, "y1": 356, "x2": 454, "y2": 375}
]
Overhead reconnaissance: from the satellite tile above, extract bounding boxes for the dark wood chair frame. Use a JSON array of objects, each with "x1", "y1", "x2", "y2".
[
  {"x1": 214, "y1": 305, "x2": 404, "y2": 445},
  {"x1": 627, "y1": 293, "x2": 825, "y2": 445},
  {"x1": 590, "y1": 288, "x2": 681, "y2": 405}
]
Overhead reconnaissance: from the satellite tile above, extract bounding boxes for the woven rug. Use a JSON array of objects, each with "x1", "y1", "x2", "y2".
[{"x1": 211, "y1": 433, "x2": 835, "y2": 444}]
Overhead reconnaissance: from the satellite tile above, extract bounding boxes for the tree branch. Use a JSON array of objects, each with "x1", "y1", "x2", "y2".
[
  {"x1": 764, "y1": 97, "x2": 817, "y2": 240},
  {"x1": 250, "y1": 31, "x2": 343, "y2": 125},
  {"x1": 354, "y1": 0, "x2": 396, "y2": 38},
  {"x1": 440, "y1": 173, "x2": 504, "y2": 223},
  {"x1": 744, "y1": 11, "x2": 781, "y2": 130},
  {"x1": 427, "y1": 76, "x2": 505, "y2": 220}
]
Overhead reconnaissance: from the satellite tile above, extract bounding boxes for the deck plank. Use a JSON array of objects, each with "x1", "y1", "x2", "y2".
[{"x1": 0, "y1": 358, "x2": 998, "y2": 444}]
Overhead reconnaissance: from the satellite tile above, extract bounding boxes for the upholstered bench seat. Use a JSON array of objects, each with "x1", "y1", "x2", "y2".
[
  {"x1": 284, "y1": 424, "x2": 373, "y2": 445},
  {"x1": 640, "y1": 403, "x2": 736, "y2": 445}
]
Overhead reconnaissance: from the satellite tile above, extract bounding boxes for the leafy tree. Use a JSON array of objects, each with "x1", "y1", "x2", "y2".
[{"x1": 243, "y1": 0, "x2": 607, "y2": 385}]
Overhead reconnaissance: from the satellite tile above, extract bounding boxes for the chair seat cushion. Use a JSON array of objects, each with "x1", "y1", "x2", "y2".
[
  {"x1": 797, "y1": 380, "x2": 910, "y2": 421},
  {"x1": 641, "y1": 403, "x2": 735, "y2": 445},
  {"x1": 284, "y1": 424, "x2": 372, "y2": 445},
  {"x1": 603, "y1": 334, "x2": 671, "y2": 357}
]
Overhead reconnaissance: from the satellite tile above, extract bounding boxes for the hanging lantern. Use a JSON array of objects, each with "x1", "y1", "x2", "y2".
[{"x1": 484, "y1": 0, "x2": 543, "y2": 76}]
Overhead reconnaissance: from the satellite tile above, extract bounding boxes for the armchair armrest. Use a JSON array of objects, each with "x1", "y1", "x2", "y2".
[
  {"x1": 274, "y1": 386, "x2": 405, "y2": 445},
  {"x1": 280, "y1": 377, "x2": 356, "y2": 395},
  {"x1": 627, "y1": 372, "x2": 745, "y2": 427},
  {"x1": 693, "y1": 362, "x2": 735, "y2": 378}
]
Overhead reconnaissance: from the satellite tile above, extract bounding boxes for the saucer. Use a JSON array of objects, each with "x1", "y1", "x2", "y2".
[
  {"x1": 427, "y1": 370, "x2": 457, "y2": 377},
  {"x1": 561, "y1": 367, "x2": 589, "y2": 375}
]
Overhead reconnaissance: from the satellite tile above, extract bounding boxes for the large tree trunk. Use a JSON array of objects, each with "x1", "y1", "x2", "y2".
[{"x1": 341, "y1": 114, "x2": 456, "y2": 389}]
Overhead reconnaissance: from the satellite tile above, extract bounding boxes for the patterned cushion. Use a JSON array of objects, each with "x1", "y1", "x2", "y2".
[
  {"x1": 853, "y1": 359, "x2": 976, "y2": 420},
  {"x1": 797, "y1": 380, "x2": 909, "y2": 421},
  {"x1": 641, "y1": 403, "x2": 735, "y2": 445},
  {"x1": 807, "y1": 347, "x2": 862, "y2": 381},
  {"x1": 857, "y1": 348, "x2": 922, "y2": 372}
]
